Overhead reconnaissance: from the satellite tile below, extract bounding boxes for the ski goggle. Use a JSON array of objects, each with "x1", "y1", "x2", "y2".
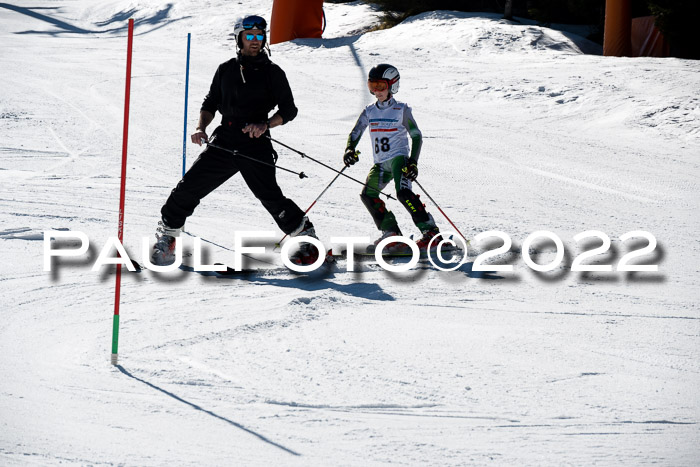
[
  {"x1": 367, "y1": 79, "x2": 389, "y2": 93},
  {"x1": 245, "y1": 33, "x2": 265, "y2": 41},
  {"x1": 241, "y1": 15, "x2": 267, "y2": 31}
]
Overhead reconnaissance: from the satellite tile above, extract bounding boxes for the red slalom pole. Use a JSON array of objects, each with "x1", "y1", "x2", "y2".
[{"x1": 112, "y1": 18, "x2": 134, "y2": 366}]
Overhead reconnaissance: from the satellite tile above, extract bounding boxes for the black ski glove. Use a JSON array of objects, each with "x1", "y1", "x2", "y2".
[
  {"x1": 403, "y1": 161, "x2": 418, "y2": 181},
  {"x1": 343, "y1": 148, "x2": 359, "y2": 167}
]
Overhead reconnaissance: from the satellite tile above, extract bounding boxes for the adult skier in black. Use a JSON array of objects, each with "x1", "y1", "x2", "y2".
[{"x1": 152, "y1": 15, "x2": 319, "y2": 266}]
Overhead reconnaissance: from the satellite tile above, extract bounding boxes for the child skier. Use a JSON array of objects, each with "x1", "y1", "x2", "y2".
[{"x1": 343, "y1": 64, "x2": 440, "y2": 251}]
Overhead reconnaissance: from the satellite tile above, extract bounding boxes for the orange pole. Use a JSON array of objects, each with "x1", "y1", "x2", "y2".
[
  {"x1": 270, "y1": 0, "x2": 324, "y2": 45},
  {"x1": 603, "y1": 0, "x2": 631, "y2": 56}
]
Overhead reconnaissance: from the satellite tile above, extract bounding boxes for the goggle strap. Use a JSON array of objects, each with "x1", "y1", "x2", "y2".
[{"x1": 242, "y1": 15, "x2": 267, "y2": 30}]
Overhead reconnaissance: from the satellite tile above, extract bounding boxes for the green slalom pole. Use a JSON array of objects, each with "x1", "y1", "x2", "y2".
[{"x1": 111, "y1": 314, "x2": 120, "y2": 365}]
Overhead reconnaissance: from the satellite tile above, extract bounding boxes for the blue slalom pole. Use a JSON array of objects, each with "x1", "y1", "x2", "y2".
[{"x1": 182, "y1": 33, "x2": 191, "y2": 177}]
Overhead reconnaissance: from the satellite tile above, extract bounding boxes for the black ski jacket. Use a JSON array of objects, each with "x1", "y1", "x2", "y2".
[{"x1": 201, "y1": 52, "x2": 298, "y2": 127}]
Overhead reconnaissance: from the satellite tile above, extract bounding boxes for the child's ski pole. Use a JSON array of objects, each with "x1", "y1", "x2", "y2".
[
  {"x1": 412, "y1": 179, "x2": 469, "y2": 244},
  {"x1": 275, "y1": 166, "x2": 348, "y2": 249}
]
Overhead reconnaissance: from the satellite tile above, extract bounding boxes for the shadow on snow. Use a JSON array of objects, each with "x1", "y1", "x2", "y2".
[
  {"x1": 178, "y1": 264, "x2": 396, "y2": 302},
  {"x1": 115, "y1": 365, "x2": 301, "y2": 457},
  {"x1": 0, "y1": 3, "x2": 188, "y2": 36}
]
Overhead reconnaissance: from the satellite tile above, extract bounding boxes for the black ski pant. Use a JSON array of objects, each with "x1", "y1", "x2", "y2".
[{"x1": 161, "y1": 126, "x2": 305, "y2": 234}]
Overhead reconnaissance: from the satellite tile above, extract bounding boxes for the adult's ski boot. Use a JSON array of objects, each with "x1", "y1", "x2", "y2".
[
  {"x1": 151, "y1": 221, "x2": 180, "y2": 266},
  {"x1": 288, "y1": 217, "x2": 320, "y2": 265}
]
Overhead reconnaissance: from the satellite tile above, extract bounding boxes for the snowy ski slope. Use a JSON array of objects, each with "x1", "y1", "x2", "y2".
[{"x1": 1, "y1": 0, "x2": 699, "y2": 465}]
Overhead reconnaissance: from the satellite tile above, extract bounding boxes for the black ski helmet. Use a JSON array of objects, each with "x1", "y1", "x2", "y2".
[
  {"x1": 368, "y1": 64, "x2": 400, "y2": 94},
  {"x1": 234, "y1": 15, "x2": 267, "y2": 49}
]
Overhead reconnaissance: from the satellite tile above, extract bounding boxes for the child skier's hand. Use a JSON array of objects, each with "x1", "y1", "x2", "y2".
[
  {"x1": 343, "y1": 148, "x2": 359, "y2": 167},
  {"x1": 403, "y1": 161, "x2": 419, "y2": 181}
]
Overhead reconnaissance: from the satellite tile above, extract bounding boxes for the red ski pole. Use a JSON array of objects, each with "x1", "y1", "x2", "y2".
[
  {"x1": 274, "y1": 166, "x2": 347, "y2": 249},
  {"x1": 413, "y1": 179, "x2": 470, "y2": 244}
]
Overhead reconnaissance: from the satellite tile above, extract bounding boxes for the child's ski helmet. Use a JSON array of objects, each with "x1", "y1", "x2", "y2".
[{"x1": 368, "y1": 64, "x2": 400, "y2": 94}]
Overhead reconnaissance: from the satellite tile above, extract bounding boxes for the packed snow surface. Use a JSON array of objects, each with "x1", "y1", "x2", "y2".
[{"x1": 1, "y1": 0, "x2": 699, "y2": 465}]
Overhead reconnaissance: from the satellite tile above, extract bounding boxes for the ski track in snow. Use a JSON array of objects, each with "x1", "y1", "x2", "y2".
[{"x1": 1, "y1": 1, "x2": 699, "y2": 465}]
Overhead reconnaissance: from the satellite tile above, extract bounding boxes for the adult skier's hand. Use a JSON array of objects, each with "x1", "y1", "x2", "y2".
[
  {"x1": 242, "y1": 123, "x2": 268, "y2": 139},
  {"x1": 191, "y1": 129, "x2": 209, "y2": 145},
  {"x1": 343, "y1": 148, "x2": 359, "y2": 167},
  {"x1": 403, "y1": 161, "x2": 418, "y2": 181}
]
